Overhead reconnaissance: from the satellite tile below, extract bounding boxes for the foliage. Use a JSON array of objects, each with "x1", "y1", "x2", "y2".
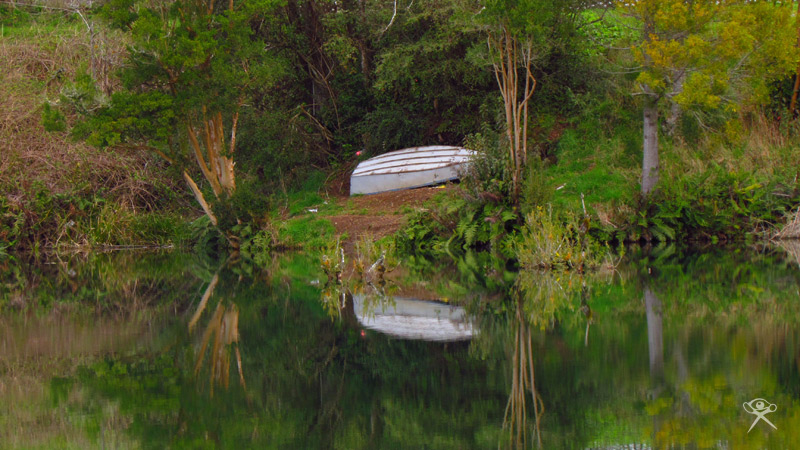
[
  {"x1": 589, "y1": 167, "x2": 800, "y2": 244},
  {"x1": 462, "y1": 126, "x2": 513, "y2": 201},
  {"x1": 0, "y1": 185, "x2": 191, "y2": 251},
  {"x1": 66, "y1": 0, "x2": 289, "y2": 232},
  {"x1": 229, "y1": 222, "x2": 275, "y2": 266},
  {"x1": 608, "y1": 1, "x2": 797, "y2": 195},
  {"x1": 396, "y1": 190, "x2": 518, "y2": 258},
  {"x1": 620, "y1": 1, "x2": 796, "y2": 109},
  {"x1": 1, "y1": 10, "x2": 194, "y2": 252},
  {"x1": 516, "y1": 205, "x2": 602, "y2": 271},
  {"x1": 41, "y1": 103, "x2": 66, "y2": 132},
  {"x1": 472, "y1": 0, "x2": 582, "y2": 203},
  {"x1": 361, "y1": 0, "x2": 497, "y2": 152},
  {"x1": 8, "y1": 1, "x2": 800, "y2": 255}
]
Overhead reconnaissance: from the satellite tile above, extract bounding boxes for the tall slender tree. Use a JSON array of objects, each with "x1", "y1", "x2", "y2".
[{"x1": 477, "y1": 0, "x2": 576, "y2": 205}]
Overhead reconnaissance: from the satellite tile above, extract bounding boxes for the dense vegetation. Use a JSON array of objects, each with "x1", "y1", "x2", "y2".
[
  {"x1": 7, "y1": 3, "x2": 800, "y2": 448},
  {"x1": 3, "y1": 0, "x2": 800, "y2": 256}
]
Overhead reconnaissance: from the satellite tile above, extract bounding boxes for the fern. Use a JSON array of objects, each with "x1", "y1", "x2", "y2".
[{"x1": 463, "y1": 221, "x2": 479, "y2": 247}]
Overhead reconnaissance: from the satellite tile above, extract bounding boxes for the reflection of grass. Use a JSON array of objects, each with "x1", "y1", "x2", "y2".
[
  {"x1": 1, "y1": 250, "x2": 201, "y2": 313},
  {"x1": 0, "y1": 313, "x2": 158, "y2": 449},
  {"x1": 0, "y1": 373, "x2": 93, "y2": 449},
  {"x1": 0, "y1": 372, "x2": 137, "y2": 449}
]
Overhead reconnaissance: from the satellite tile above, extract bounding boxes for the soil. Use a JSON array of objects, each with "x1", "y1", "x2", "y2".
[{"x1": 328, "y1": 185, "x2": 451, "y2": 241}]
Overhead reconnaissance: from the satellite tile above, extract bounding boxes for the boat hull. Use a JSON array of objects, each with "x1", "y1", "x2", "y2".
[
  {"x1": 353, "y1": 295, "x2": 474, "y2": 342},
  {"x1": 350, "y1": 146, "x2": 474, "y2": 195}
]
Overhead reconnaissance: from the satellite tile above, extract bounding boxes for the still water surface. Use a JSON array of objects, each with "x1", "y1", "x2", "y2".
[{"x1": 1, "y1": 246, "x2": 800, "y2": 449}]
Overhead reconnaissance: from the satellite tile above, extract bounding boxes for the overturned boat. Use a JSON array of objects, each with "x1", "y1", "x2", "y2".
[
  {"x1": 350, "y1": 145, "x2": 475, "y2": 195},
  {"x1": 353, "y1": 294, "x2": 475, "y2": 342}
]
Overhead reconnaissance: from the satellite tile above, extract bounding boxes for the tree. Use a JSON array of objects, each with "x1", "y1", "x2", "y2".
[
  {"x1": 614, "y1": 0, "x2": 796, "y2": 196},
  {"x1": 81, "y1": 0, "x2": 285, "y2": 230},
  {"x1": 364, "y1": 0, "x2": 497, "y2": 150},
  {"x1": 789, "y1": 1, "x2": 800, "y2": 116},
  {"x1": 476, "y1": 0, "x2": 577, "y2": 205}
]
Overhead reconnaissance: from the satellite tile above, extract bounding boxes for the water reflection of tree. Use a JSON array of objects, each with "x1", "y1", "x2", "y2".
[
  {"x1": 503, "y1": 293, "x2": 543, "y2": 448},
  {"x1": 640, "y1": 274, "x2": 800, "y2": 449},
  {"x1": 1, "y1": 251, "x2": 200, "y2": 314},
  {"x1": 504, "y1": 271, "x2": 586, "y2": 448},
  {"x1": 188, "y1": 272, "x2": 245, "y2": 396},
  {"x1": 45, "y1": 249, "x2": 800, "y2": 448}
]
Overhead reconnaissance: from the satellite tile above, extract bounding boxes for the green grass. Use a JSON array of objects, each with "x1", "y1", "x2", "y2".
[
  {"x1": 275, "y1": 170, "x2": 342, "y2": 217},
  {"x1": 546, "y1": 123, "x2": 639, "y2": 215},
  {"x1": 277, "y1": 216, "x2": 336, "y2": 249},
  {"x1": 0, "y1": 9, "x2": 86, "y2": 39}
]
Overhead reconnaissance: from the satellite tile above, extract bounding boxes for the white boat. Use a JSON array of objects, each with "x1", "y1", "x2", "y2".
[
  {"x1": 350, "y1": 145, "x2": 475, "y2": 195},
  {"x1": 353, "y1": 294, "x2": 475, "y2": 342}
]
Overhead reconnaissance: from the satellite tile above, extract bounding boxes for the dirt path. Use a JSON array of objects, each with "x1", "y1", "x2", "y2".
[{"x1": 328, "y1": 186, "x2": 449, "y2": 241}]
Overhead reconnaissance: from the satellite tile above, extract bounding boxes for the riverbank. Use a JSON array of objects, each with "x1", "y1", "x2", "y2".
[
  {"x1": 0, "y1": 9, "x2": 195, "y2": 253},
  {"x1": 4, "y1": 6, "x2": 800, "y2": 259}
]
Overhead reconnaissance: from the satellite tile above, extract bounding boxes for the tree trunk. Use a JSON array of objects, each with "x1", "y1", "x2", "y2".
[
  {"x1": 665, "y1": 72, "x2": 684, "y2": 136},
  {"x1": 358, "y1": 40, "x2": 370, "y2": 82},
  {"x1": 790, "y1": 0, "x2": 800, "y2": 116},
  {"x1": 488, "y1": 28, "x2": 537, "y2": 207},
  {"x1": 642, "y1": 101, "x2": 660, "y2": 196}
]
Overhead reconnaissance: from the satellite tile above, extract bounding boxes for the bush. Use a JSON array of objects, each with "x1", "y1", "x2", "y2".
[
  {"x1": 596, "y1": 167, "x2": 800, "y2": 243},
  {"x1": 396, "y1": 190, "x2": 517, "y2": 258},
  {"x1": 516, "y1": 205, "x2": 601, "y2": 271}
]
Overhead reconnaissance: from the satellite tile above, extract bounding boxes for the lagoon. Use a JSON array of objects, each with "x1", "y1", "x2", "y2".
[{"x1": 1, "y1": 246, "x2": 799, "y2": 449}]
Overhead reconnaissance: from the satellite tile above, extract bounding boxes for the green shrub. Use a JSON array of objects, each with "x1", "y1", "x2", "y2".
[
  {"x1": 41, "y1": 103, "x2": 66, "y2": 132},
  {"x1": 396, "y1": 191, "x2": 517, "y2": 257},
  {"x1": 597, "y1": 167, "x2": 800, "y2": 243},
  {"x1": 516, "y1": 205, "x2": 602, "y2": 271}
]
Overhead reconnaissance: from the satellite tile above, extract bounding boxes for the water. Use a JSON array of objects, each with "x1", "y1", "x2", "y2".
[{"x1": 1, "y1": 246, "x2": 800, "y2": 449}]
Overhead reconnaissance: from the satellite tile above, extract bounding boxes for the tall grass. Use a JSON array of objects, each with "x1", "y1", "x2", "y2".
[
  {"x1": 542, "y1": 93, "x2": 800, "y2": 242},
  {"x1": 1, "y1": 11, "x2": 195, "y2": 250}
]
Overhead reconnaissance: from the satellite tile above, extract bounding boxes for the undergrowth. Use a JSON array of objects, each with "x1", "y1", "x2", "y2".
[
  {"x1": 396, "y1": 190, "x2": 518, "y2": 258},
  {"x1": 1, "y1": 9, "x2": 194, "y2": 251}
]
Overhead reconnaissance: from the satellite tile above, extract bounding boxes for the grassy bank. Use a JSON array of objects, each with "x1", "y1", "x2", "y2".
[
  {"x1": 4, "y1": 4, "x2": 800, "y2": 261},
  {"x1": 0, "y1": 6, "x2": 195, "y2": 253},
  {"x1": 548, "y1": 107, "x2": 800, "y2": 243}
]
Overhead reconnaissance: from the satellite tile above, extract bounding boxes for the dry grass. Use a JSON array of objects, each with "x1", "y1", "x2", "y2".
[
  {"x1": 773, "y1": 207, "x2": 800, "y2": 240},
  {"x1": 0, "y1": 15, "x2": 189, "y2": 217},
  {"x1": 666, "y1": 112, "x2": 800, "y2": 180}
]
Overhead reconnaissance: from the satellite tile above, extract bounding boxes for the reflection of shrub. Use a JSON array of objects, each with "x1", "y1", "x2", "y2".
[{"x1": 516, "y1": 270, "x2": 581, "y2": 330}]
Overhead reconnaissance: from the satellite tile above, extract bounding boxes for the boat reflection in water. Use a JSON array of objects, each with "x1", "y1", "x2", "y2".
[{"x1": 352, "y1": 294, "x2": 475, "y2": 342}]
